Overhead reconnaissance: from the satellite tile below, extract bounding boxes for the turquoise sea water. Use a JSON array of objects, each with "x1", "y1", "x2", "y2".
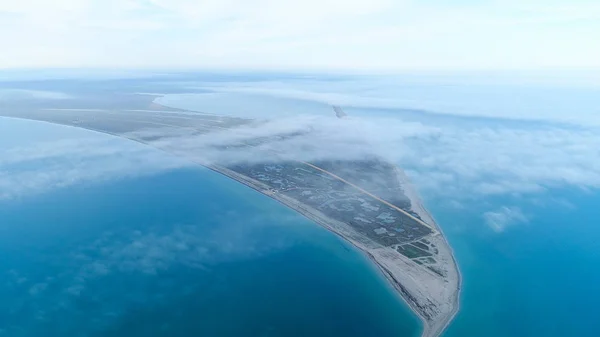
[
  {"x1": 3, "y1": 82, "x2": 600, "y2": 337},
  {"x1": 439, "y1": 191, "x2": 600, "y2": 337},
  {"x1": 0, "y1": 125, "x2": 420, "y2": 337}
]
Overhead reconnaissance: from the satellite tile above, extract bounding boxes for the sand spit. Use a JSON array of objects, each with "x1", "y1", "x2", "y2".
[
  {"x1": 207, "y1": 164, "x2": 461, "y2": 337},
  {"x1": 0, "y1": 105, "x2": 460, "y2": 337}
]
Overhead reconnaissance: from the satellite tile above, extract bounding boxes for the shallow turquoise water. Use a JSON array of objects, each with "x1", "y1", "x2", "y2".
[{"x1": 0, "y1": 129, "x2": 421, "y2": 337}]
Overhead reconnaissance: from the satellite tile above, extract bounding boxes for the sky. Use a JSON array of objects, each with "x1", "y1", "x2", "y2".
[{"x1": 1, "y1": 0, "x2": 600, "y2": 70}]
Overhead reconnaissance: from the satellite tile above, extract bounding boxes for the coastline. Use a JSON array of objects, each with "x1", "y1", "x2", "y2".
[
  {"x1": 394, "y1": 168, "x2": 463, "y2": 337},
  {"x1": 148, "y1": 98, "x2": 462, "y2": 337},
  {"x1": 0, "y1": 107, "x2": 461, "y2": 337},
  {"x1": 205, "y1": 164, "x2": 461, "y2": 337}
]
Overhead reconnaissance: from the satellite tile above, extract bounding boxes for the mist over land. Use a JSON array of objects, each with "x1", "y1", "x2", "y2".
[{"x1": 2, "y1": 71, "x2": 600, "y2": 226}]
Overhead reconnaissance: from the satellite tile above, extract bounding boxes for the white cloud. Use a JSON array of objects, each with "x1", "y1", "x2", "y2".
[
  {"x1": 0, "y1": 0, "x2": 599, "y2": 69},
  {"x1": 149, "y1": 76, "x2": 600, "y2": 208},
  {"x1": 118, "y1": 109, "x2": 600, "y2": 208},
  {"x1": 483, "y1": 206, "x2": 529, "y2": 232},
  {"x1": 3, "y1": 73, "x2": 599, "y2": 210},
  {"x1": 0, "y1": 89, "x2": 71, "y2": 100},
  {"x1": 0, "y1": 135, "x2": 190, "y2": 200},
  {"x1": 402, "y1": 125, "x2": 600, "y2": 200}
]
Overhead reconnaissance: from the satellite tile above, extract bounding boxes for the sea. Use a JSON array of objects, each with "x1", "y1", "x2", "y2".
[
  {"x1": 1, "y1": 74, "x2": 600, "y2": 337},
  {"x1": 157, "y1": 87, "x2": 600, "y2": 337},
  {"x1": 437, "y1": 190, "x2": 600, "y2": 337},
  {"x1": 0, "y1": 119, "x2": 420, "y2": 337}
]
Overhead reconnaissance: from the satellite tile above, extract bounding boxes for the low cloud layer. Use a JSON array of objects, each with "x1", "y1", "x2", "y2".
[
  {"x1": 0, "y1": 134, "x2": 190, "y2": 200},
  {"x1": 151, "y1": 75, "x2": 600, "y2": 234},
  {"x1": 123, "y1": 113, "x2": 600, "y2": 206},
  {"x1": 402, "y1": 125, "x2": 600, "y2": 200},
  {"x1": 3, "y1": 81, "x2": 600, "y2": 236}
]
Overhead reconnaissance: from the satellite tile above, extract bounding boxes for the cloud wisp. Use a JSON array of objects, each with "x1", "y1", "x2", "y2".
[
  {"x1": 483, "y1": 207, "x2": 529, "y2": 232},
  {"x1": 0, "y1": 134, "x2": 190, "y2": 201},
  {"x1": 3, "y1": 212, "x2": 300, "y2": 335}
]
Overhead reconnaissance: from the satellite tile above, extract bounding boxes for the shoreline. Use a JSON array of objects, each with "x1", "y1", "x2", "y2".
[
  {"x1": 147, "y1": 98, "x2": 462, "y2": 337},
  {"x1": 206, "y1": 164, "x2": 461, "y2": 337},
  {"x1": 0, "y1": 110, "x2": 460, "y2": 337},
  {"x1": 394, "y1": 168, "x2": 463, "y2": 337}
]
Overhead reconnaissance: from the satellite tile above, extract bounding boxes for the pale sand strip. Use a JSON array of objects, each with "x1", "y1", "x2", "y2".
[
  {"x1": 206, "y1": 164, "x2": 461, "y2": 337},
  {"x1": 394, "y1": 168, "x2": 462, "y2": 337}
]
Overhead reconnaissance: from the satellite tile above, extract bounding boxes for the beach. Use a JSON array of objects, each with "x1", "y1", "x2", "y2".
[{"x1": 207, "y1": 164, "x2": 461, "y2": 337}]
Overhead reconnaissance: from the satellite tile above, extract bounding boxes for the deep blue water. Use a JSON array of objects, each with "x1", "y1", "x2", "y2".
[
  {"x1": 0, "y1": 136, "x2": 420, "y2": 337},
  {"x1": 437, "y1": 190, "x2": 600, "y2": 337}
]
